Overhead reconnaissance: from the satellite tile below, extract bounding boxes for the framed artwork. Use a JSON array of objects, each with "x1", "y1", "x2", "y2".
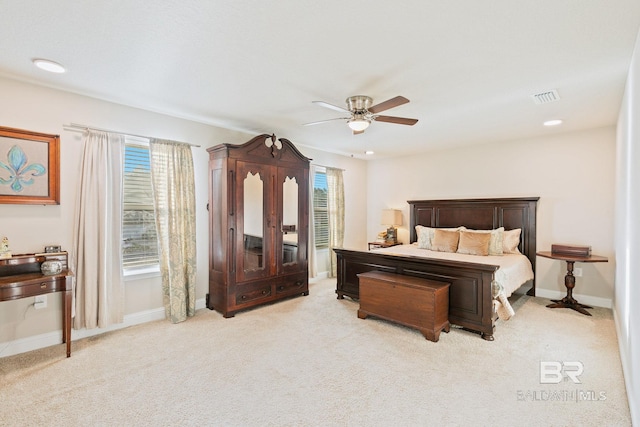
[{"x1": 0, "y1": 126, "x2": 60, "y2": 205}]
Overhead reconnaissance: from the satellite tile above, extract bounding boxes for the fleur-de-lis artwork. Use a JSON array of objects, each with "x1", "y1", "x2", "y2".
[{"x1": 0, "y1": 145, "x2": 46, "y2": 193}]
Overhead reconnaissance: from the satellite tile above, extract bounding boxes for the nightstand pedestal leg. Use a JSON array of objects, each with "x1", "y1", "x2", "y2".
[{"x1": 546, "y1": 260, "x2": 592, "y2": 316}]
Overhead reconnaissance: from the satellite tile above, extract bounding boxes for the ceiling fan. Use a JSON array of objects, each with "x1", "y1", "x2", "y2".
[{"x1": 304, "y1": 95, "x2": 418, "y2": 134}]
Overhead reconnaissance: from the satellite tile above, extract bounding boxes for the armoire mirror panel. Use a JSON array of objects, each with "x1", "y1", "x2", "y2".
[
  {"x1": 282, "y1": 176, "x2": 298, "y2": 266},
  {"x1": 243, "y1": 171, "x2": 264, "y2": 272}
]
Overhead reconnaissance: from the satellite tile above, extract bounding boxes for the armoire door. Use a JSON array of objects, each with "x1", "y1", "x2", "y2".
[
  {"x1": 235, "y1": 160, "x2": 275, "y2": 282},
  {"x1": 276, "y1": 166, "x2": 308, "y2": 275}
]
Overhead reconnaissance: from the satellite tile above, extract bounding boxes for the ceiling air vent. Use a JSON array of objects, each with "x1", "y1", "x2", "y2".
[{"x1": 530, "y1": 89, "x2": 560, "y2": 105}]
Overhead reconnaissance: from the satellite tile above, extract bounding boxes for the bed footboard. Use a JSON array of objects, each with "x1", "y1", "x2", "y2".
[{"x1": 334, "y1": 248, "x2": 499, "y2": 340}]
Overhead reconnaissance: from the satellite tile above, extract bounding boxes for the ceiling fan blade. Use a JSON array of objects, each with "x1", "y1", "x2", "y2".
[
  {"x1": 373, "y1": 115, "x2": 418, "y2": 126},
  {"x1": 312, "y1": 100, "x2": 351, "y2": 113},
  {"x1": 303, "y1": 117, "x2": 350, "y2": 126},
  {"x1": 367, "y1": 96, "x2": 410, "y2": 114}
]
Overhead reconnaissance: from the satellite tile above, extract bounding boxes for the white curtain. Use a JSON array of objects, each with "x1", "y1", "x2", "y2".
[
  {"x1": 308, "y1": 166, "x2": 318, "y2": 278},
  {"x1": 326, "y1": 167, "x2": 345, "y2": 278},
  {"x1": 149, "y1": 139, "x2": 196, "y2": 324},
  {"x1": 72, "y1": 131, "x2": 125, "y2": 329}
]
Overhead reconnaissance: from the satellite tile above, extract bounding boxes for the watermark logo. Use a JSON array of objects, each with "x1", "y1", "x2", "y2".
[
  {"x1": 516, "y1": 361, "x2": 607, "y2": 402},
  {"x1": 516, "y1": 390, "x2": 607, "y2": 402},
  {"x1": 540, "y1": 361, "x2": 583, "y2": 384}
]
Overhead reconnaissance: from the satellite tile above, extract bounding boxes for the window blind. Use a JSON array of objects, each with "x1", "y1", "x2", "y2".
[
  {"x1": 313, "y1": 171, "x2": 329, "y2": 249},
  {"x1": 122, "y1": 140, "x2": 159, "y2": 270}
]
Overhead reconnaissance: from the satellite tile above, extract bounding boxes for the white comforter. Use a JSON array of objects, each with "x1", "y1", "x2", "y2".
[{"x1": 370, "y1": 244, "x2": 534, "y2": 319}]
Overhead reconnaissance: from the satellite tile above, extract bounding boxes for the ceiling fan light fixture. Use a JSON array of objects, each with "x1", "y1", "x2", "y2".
[
  {"x1": 309, "y1": 95, "x2": 416, "y2": 133},
  {"x1": 348, "y1": 118, "x2": 370, "y2": 132}
]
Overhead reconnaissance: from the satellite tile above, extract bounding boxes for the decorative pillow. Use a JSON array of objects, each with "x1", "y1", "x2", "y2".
[
  {"x1": 415, "y1": 225, "x2": 432, "y2": 249},
  {"x1": 503, "y1": 228, "x2": 522, "y2": 254},
  {"x1": 457, "y1": 230, "x2": 491, "y2": 256},
  {"x1": 415, "y1": 225, "x2": 465, "y2": 249},
  {"x1": 464, "y1": 227, "x2": 504, "y2": 255},
  {"x1": 431, "y1": 229, "x2": 460, "y2": 253}
]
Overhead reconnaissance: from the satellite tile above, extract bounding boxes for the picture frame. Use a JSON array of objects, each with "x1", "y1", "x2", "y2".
[
  {"x1": 0, "y1": 126, "x2": 60, "y2": 205},
  {"x1": 385, "y1": 226, "x2": 397, "y2": 244}
]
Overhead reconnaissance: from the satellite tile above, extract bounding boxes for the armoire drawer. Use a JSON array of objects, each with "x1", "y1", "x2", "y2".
[
  {"x1": 235, "y1": 282, "x2": 272, "y2": 305},
  {"x1": 275, "y1": 274, "x2": 308, "y2": 295}
]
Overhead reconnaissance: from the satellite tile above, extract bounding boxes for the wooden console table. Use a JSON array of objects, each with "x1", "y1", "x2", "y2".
[
  {"x1": 537, "y1": 251, "x2": 608, "y2": 316},
  {"x1": 0, "y1": 253, "x2": 73, "y2": 357}
]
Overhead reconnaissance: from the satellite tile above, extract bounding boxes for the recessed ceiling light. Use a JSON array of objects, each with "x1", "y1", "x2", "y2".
[
  {"x1": 543, "y1": 119, "x2": 563, "y2": 127},
  {"x1": 33, "y1": 59, "x2": 66, "y2": 73},
  {"x1": 365, "y1": 150, "x2": 374, "y2": 155}
]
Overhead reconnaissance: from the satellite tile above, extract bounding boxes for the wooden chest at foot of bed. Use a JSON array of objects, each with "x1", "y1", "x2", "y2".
[{"x1": 357, "y1": 271, "x2": 450, "y2": 342}]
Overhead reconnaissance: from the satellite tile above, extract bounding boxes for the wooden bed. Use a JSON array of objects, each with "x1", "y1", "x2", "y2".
[{"x1": 334, "y1": 197, "x2": 539, "y2": 341}]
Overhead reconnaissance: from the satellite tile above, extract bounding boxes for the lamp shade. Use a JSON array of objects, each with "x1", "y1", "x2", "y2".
[{"x1": 381, "y1": 209, "x2": 402, "y2": 226}]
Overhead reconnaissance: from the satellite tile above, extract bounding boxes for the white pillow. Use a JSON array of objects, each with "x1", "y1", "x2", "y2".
[
  {"x1": 503, "y1": 228, "x2": 522, "y2": 254},
  {"x1": 464, "y1": 227, "x2": 504, "y2": 255},
  {"x1": 415, "y1": 225, "x2": 465, "y2": 249}
]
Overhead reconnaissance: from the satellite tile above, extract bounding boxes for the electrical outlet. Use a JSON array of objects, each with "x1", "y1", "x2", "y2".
[
  {"x1": 574, "y1": 268, "x2": 583, "y2": 277},
  {"x1": 34, "y1": 295, "x2": 47, "y2": 309}
]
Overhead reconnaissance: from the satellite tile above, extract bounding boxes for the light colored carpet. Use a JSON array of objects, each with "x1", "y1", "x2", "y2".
[{"x1": 0, "y1": 278, "x2": 630, "y2": 426}]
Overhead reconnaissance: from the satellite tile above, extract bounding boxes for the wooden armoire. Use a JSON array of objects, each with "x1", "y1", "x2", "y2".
[{"x1": 206, "y1": 134, "x2": 310, "y2": 317}]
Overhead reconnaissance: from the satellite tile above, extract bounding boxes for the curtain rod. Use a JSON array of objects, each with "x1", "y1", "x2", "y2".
[
  {"x1": 63, "y1": 123, "x2": 201, "y2": 148},
  {"x1": 311, "y1": 163, "x2": 345, "y2": 172}
]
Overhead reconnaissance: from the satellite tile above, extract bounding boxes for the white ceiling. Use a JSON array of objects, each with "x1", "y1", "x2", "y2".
[{"x1": 1, "y1": 1, "x2": 639, "y2": 158}]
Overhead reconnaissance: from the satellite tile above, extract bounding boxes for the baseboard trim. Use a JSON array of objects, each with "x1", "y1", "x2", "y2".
[
  {"x1": 0, "y1": 297, "x2": 207, "y2": 358},
  {"x1": 533, "y1": 288, "x2": 612, "y2": 309}
]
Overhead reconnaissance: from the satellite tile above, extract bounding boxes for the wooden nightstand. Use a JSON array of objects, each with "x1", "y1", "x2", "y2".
[
  {"x1": 537, "y1": 251, "x2": 608, "y2": 316},
  {"x1": 368, "y1": 241, "x2": 400, "y2": 250}
]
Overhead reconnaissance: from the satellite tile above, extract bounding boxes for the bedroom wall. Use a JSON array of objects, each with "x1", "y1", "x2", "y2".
[
  {"x1": 0, "y1": 77, "x2": 367, "y2": 357},
  {"x1": 615, "y1": 24, "x2": 639, "y2": 427},
  {"x1": 365, "y1": 127, "x2": 617, "y2": 308}
]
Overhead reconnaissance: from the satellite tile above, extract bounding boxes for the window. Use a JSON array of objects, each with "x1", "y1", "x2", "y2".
[
  {"x1": 122, "y1": 137, "x2": 159, "y2": 272},
  {"x1": 313, "y1": 169, "x2": 329, "y2": 249}
]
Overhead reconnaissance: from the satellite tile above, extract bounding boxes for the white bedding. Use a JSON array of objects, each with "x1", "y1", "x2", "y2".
[{"x1": 371, "y1": 244, "x2": 534, "y2": 319}]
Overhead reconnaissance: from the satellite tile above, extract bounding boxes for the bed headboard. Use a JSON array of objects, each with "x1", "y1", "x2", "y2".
[{"x1": 408, "y1": 197, "x2": 539, "y2": 273}]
